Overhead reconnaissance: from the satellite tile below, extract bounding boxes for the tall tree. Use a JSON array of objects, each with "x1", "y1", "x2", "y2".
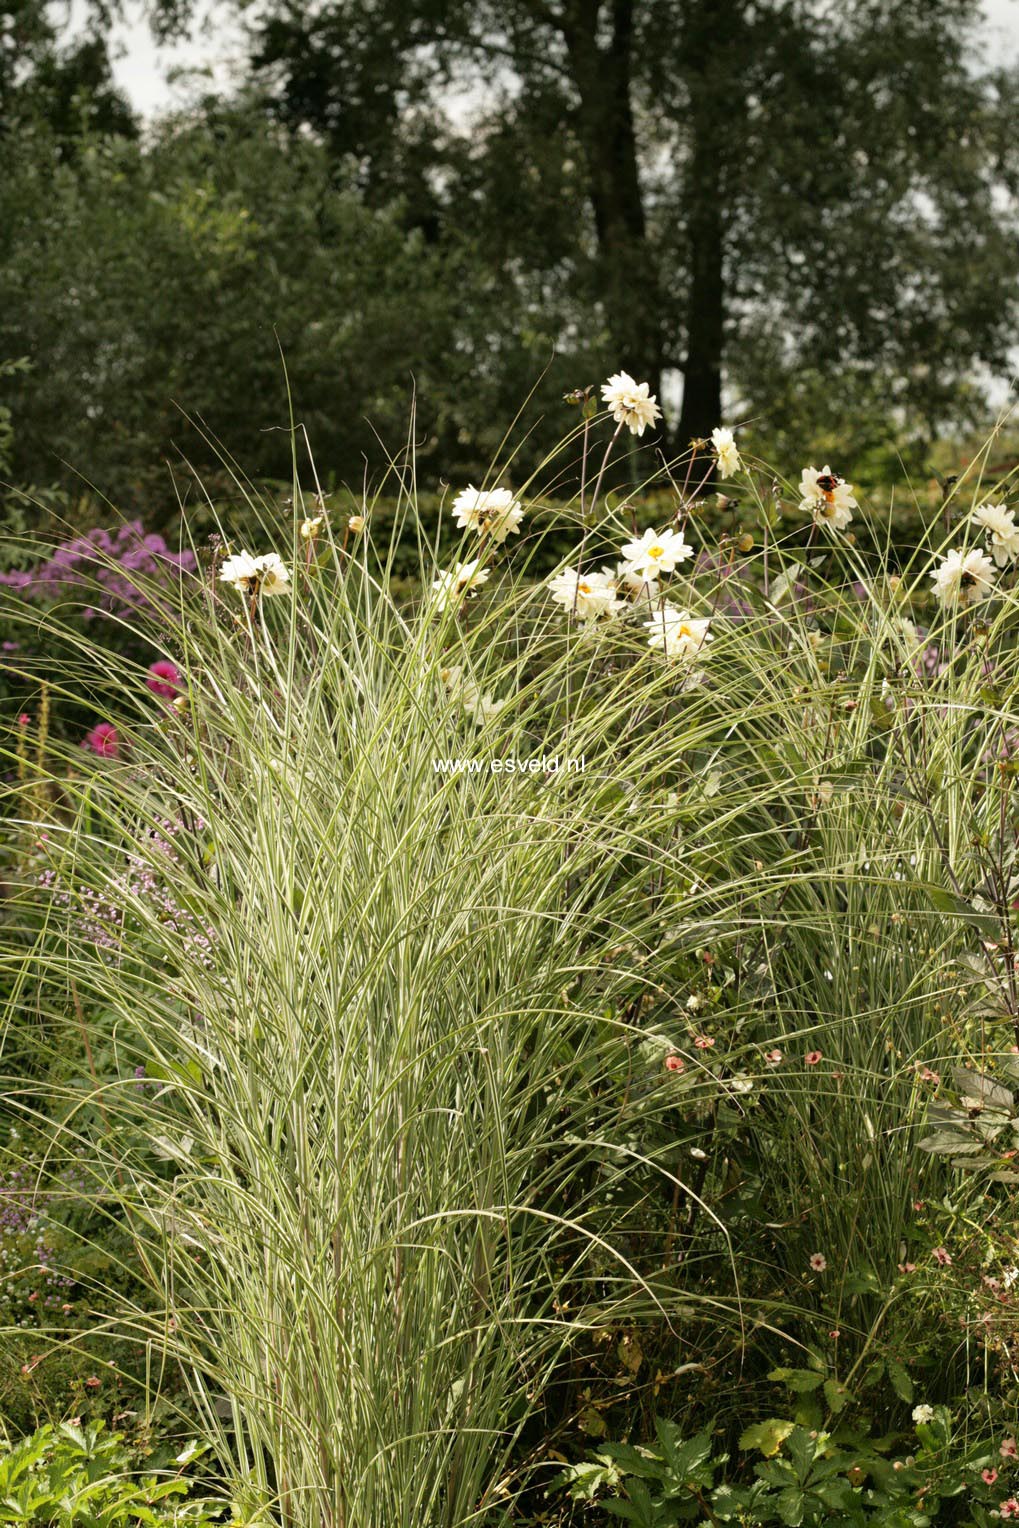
[{"x1": 179, "y1": 0, "x2": 1016, "y2": 453}]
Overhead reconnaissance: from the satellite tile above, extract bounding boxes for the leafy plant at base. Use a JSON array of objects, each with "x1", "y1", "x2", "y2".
[{"x1": 0, "y1": 1420, "x2": 227, "y2": 1527}]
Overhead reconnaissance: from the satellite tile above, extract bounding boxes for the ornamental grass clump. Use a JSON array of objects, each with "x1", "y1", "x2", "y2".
[{"x1": 3, "y1": 385, "x2": 1019, "y2": 1521}]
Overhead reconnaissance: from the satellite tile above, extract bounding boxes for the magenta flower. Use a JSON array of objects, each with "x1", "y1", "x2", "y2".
[
  {"x1": 146, "y1": 660, "x2": 182, "y2": 699},
  {"x1": 82, "y1": 723, "x2": 119, "y2": 759}
]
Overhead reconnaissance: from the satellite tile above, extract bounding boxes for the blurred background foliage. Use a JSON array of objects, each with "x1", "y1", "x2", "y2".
[{"x1": 0, "y1": 0, "x2": 1018, "y2": 526}]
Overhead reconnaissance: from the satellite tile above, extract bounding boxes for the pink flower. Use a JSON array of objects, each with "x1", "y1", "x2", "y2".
[
  {"x1": 664, "y1": 1055, "x2": 684, "y2": 1073},
  {"x1": 932, "y1": 1246, "x2": 952, "y2": 1267},
  {"x1": 1001, "y1": 1437, "x2": 1018, "y2": 1461},
  {"x1": 983, "y1": 1469, "x2": 999, "y2": 1485},
  {"x1": 694, "y1": 1036, "x2": 715, "y2": 1050},
  {"x1": 764, "y1": 1049, "x2": 782, "y2": 1064},
  {"x1": 82, "y1": 722, "x2": 119, "y2": 758},
  {"x1": 84, "y1": 1375, "x2": 101, "y2": 1389},
  {"x1": 916, "y1": 1065, "x2": 940, "y2": 1084},
  {"x1": 146, "y1": 659, "x2": 182, "y2": 698},
  {"x1": 898, "y1": 1262, "x2": 917, "y2": 1274},
  {"x1": 809, "y1": 1252, "x2": 827, "y2": 1271},
  {"x1": 805, "y1": 1050, "x2": 823, "y2": 1066},
  {"x1": 999, "y1": 1499, "x2": 1019, "y2": 1519},
  {"x1": 17, "y1": 713, "x2": 30, "y2": 728}
]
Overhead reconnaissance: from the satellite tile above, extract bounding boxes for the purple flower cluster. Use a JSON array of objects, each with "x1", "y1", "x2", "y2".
[
  {"x1": 0, "y1": 522, "x2": 197, "y2": 621},
  {"x1": 40, "y1": 816, "x2": 216, "y2": 967},
  {"x1": 0, "y1": 1164, "x2": 75, "y2": 1319}
]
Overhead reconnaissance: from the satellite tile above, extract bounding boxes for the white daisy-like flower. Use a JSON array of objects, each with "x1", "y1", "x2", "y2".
[
  {"x1": 432, "y1": 559, "x2": 491, "y2": 612},
  {"x1": 711, "y1": 426, "x2": 742, "y2": 479},
  {"x1": 547, "y1": 566, "x2": 621, "y2": 622},
  {"x1": 219, "y1": 550, "x2": 291, "y2": 596},
  {"x1": 620, "y1": 526, "x2": 693, "y2": 581},
  {"x1": 616, "y1": 560, "x2": 658, "y2": 597},
  {"x1": 451, "y1": 486, "x2": 524, "y2": 544},
  {"x1": 930, "y1": 546, "x2": 996, "y2": 609},
  {"x1": 440, "y1": 665, "x2": 507, "y2": 726},
  {"x1": 973, "y1": 502, "x2": 1019, "y2": 567},
  {"x1": 218, "y1": 550, "x2": 259, "y2": 592},
  {"x1": 253, "y1": 553, "x2": 291, "y2": 596},
  {"x1": 912, "y1": 1404, "x2": 936, "y2": 1425},
  {"x1": 600, "y1": 372, "x2": 662, "y2": 437},
  {"x1": 643, "y1": 604, "x2": 712, "y2": 661},
  {"x1": 799, "y1": 465, "x2": 857, "y2": 531}
]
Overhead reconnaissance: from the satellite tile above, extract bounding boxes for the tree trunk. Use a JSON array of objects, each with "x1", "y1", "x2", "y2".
[
  {"x1": 676, "y1": 126, "x2": 723, "y2": 448},
  {"x1": 676, "y1": 1, "x2": 725, "y2": 455},
  {"x1": 560, "y1": 0, "x2": 667, "y2": 435}
]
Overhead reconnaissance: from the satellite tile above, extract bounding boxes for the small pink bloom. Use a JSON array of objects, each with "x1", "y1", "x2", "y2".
[
  {"x1": 932, "y1": 1246, "x2": 952, "y2": 1267},
  {"x1": 917, "y1": 1066, "x2": 940, "y2": 1083},
  {"x1": 17, "y1": 713, "x2": 30, "y2": 728},
  {"x1": 898, "y1": 1262, "x2": 917, "y2": 1274},
  {"x1": 764, "y1": 1048, "x2": 782, "y2": 1064},
  {"x1": 694, "y1": 1036, "x2": 715, "y2": 1050},
  {"x1": 829, "y1": 1328, "x2": 841, "y2": 1339},
  {"x1": 84, "y1": 1375, "x2": 101, "y2": 1389},
  {"x1": 984, "y1": 1469, "x2": 999, "y2": 1485},
  {"x1": 146, "y1": 659, "x2": 182, "y2": 698},
  {"x1": 805, "y1": 1050, "x2": 823, "y2": 1066},
  {"x1": 664, "y1": 1054, "x2": 684, "y2": 1072},
  {"x1": 999, "y1": 1498, "x2": 1019, "y2": 1519},
  {"x1": 1001, "y1": 1437, "x2": 1018, "y2": 1461},
  {"x1": 809, "y1": 1252, "x2": 827, "y2": 1271},
  {"x1": 82, "y1": 722, "x2": 119, "y2": 759},
  {"x1": 913, "y1": 1200, "x2": 925, "y2": 1211}
]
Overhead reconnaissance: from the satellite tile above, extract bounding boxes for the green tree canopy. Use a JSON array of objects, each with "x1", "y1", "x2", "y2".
[{"x1": 160, "y1": 0, "x2": 1019, "y2": 450}]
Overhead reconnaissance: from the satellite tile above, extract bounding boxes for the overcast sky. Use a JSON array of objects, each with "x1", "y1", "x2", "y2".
[{"x1": 91, "y1": 0, "x2": 1019, "y2": 117}]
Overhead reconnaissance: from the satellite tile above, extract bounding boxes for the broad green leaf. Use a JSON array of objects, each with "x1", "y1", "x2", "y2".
[
  {"x1": 739, "y1": 1419, "x2": 795, "y2": 1457},
  {"x1": 768, "y1": 1367, "x2": 825, "y2": 1393}
]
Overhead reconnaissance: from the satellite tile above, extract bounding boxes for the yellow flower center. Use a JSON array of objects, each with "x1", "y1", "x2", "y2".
[
  {"x1": 649, "y1": 545, "x2": 664, "y2": 559},
  {"x1": 578, "y1": 581, "x2": 592, "y2": 595}
]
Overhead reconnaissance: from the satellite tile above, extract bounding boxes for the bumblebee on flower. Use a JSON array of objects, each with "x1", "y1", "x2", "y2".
[
  {"x1": 451, "y1": 486, "x2": 524, "y2": 544},
  {"x1": 799, "y1": 465, "x2": 857, "y2": 531},
  {"x1": 219, "y1": 550, "x2": 291, "y2": 599}
]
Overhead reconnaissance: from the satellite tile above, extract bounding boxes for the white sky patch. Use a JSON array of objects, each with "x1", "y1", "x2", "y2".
[{"x1": 66, "y1": 0, "x2": 245, "y2": 113}]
